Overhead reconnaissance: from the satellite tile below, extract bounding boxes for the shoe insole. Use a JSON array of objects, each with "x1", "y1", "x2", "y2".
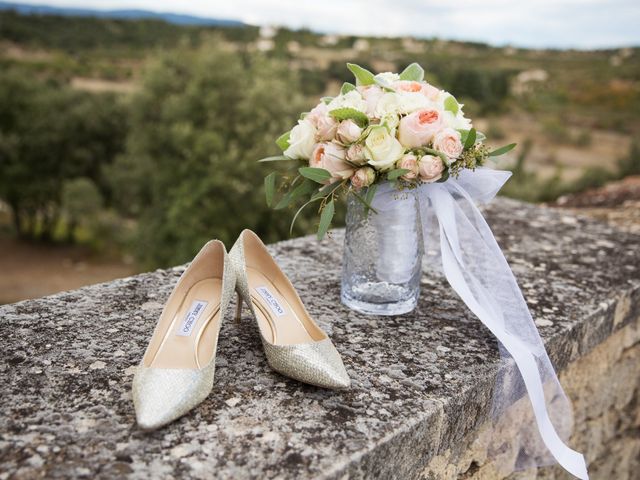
[
  {"x1": 149, "y1": 278, "x2": 222, "y2": 369},
  {"x1": 246, "y1": 267, "x2": 314, "y2": 345}
]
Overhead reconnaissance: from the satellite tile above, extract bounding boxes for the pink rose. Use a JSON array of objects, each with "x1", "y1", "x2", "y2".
[
  {"x1": 307, "y1": 102, "x2": 337, "y2": 141},
  {"x1": 336, "y1": 120, "x2": 363, "y2": 144},
  {"x1": 396, "y1": 153, "x2": 419, "y2": 180},
  {"x1": 351, "y1": 167, "x2": 376, "y2": 190},
  {"x1": 421, "y1": 82, "x2": 440, "y2": 101},
  {"x1": 393, "y1": 80, "x2": 440, "y2": 101},
  {"x1": 398, "y1": 108, "x2": 443, "y2": 148},
  {"x1": 310, "y1": 142, "x2": 353, "y2": 182},
  {"x1": 418, "y1": 155, "x2": 444, "y2": 183},
  {"x1": 394, "y1": 80, "x2": 424, "y2": 93},
  {"x1": 432, "y1": 128, "x2": 463, "y2": 160},
  {"x1": 346, "y1": 143, "x2": 367, "y2": 165},
  {"x1": 358, "y1": 85, "x2": 384, "y2": 117}
]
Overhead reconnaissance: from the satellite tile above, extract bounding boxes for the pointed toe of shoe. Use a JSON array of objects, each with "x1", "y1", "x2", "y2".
[
  {"x1": 263, "y1": 339, "x2": 351, "y2": 390},
  {"x1": 132, "y1": 365, "x2": 215, "y2": 430}
]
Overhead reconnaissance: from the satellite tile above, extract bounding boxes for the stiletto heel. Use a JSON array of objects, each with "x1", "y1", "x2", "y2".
[
  {"x1": 229, "y1": 229, "x2": 350, "y2": 389},
  {"x1": 235, "y1": 291, "x2": 243, "y2": 323},
  {"x1": 131, "y1": 240, "x2": 236, "y2": 430}
]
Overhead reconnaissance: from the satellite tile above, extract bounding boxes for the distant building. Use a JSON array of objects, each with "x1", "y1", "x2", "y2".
[
  {"x1": 259, "y1": 25, "x2": 277, "y2": 38},
  {"x1": 256, "y1": 39, "x2": 274, "y2": 52},
  {"x1": 353, "y1": 39, "x2": 370, "y2": 52}
]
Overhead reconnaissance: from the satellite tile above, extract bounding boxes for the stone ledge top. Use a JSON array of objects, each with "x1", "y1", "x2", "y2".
[{"x1": 1, "y1": 197, "x2": 639, "y2": 479}]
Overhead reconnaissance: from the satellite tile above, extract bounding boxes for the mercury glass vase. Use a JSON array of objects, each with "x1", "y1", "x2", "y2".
[{"x1": 340, "y1": 185, "x2": 423, "y2": 315}]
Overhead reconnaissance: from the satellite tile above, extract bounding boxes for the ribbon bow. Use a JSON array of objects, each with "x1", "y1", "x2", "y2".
[{"x1": 372, "y1": 168, "x2": 588, "y2": 479}]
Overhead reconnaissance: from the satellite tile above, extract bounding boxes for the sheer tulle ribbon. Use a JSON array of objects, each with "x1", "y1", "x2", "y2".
[{"x1": 371, "y1": 168, "x2": 588, "y2": 479}]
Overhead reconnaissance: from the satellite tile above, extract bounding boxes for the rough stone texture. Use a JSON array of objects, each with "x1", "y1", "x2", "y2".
[{"x1": 1, "y1": 197, "x2": 639, "y2": 479}]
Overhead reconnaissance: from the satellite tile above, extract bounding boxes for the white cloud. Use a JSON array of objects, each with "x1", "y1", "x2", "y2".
[{"x1": 9, "y1": 0, "x2": 640, "y2": 48}]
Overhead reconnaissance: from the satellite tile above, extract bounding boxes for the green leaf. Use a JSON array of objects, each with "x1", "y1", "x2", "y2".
[
  {"x1": 399, "y1": 63, "x2": 424, "y2": 82},
  {"x1": 258, "y1": 155, "x2": 295, "y2": 163},
  {"x1": 444, "y1": 95, "x2": 459, "y2": 115},
  {"x1": 321, "y1": 96, "x2": 333, "y2": 104},
  {"x1": 387, "y1": 168, "x2": 411, "y2": 180},
  {"x1": 289, "y1": 198, "x2": 321, "y2": 236},
  {"x1": 317, "y1": 199, "x2": 335, "y2": 240},
  {"x1": 276, "y1": 131, "x2": 291, "y2": 151},
  {"x1": 328, "y1": 107, "x2": 369, "y2": 128},
  {"x1": 463, "y1": 128, "x2": 477, "y2": 151},
  {"x1": 289, "y1": 178, "x2": 317, "y2": 201},
  {"x1": 436, "y1": 169, "x2": 450, "y2": 183},
  {"x1": 340, "y1": 82, "x2": 356, "y2": 94},
  {"x1": 423, "y1": 147, "x2": 451, "y2": 166},
  {"x1": 299, "y1": 167, "x2": 332, "y2": 183},
  {"x1": 488, "y1": 143, "x2": 517, "y2": 157},
  {"x1": 311, "y1": 180, "x2": 343, "y2": 200},
  {"x1": 364, "y1": 183, "x2": 378, "y2": 208},
  {"x1": 264, "y1": 172, "x2": 277, "y2": 207},
  {"x1": 346, "y1": 63, "x2": 375, "y2": 86},
  {"x1": 351, "y1": 189, "x2": 379, "y2": 215}
]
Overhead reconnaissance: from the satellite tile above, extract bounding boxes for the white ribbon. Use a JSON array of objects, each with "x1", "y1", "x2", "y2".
[{"x1": 372, "y1": 169, "x2": 589, "y2": 479}]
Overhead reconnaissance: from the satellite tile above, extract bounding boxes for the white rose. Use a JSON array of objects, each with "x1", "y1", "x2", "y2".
[
  {"x1": 364, "y1": 125, "x2": 405, "y2": 171},
  {"x1": 374, "y1": 92, "x2": 402, "y2": 118},
  {"x1": 284, "y1": 119, "x2": 316, "y2": 159},
  {"x1": 327, "y1": 90, "x2": 367, "y2": 113},
  {"x1": 443, "y1": 110, "x2": 473, "y2": 130},
  {"x1": 397, "y1": 91, "x2": 431, "y2": 114},
  {"x1": 375, "y1": 72, "x2": 400, "y2": 84}
]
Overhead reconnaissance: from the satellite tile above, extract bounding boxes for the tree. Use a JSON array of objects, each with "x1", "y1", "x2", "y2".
[
  {"x1": 0, "y1": 69, "x2": 126, "y2": 240},
  {"x1": 108, "y1": 42, "x2": 311, "y2": 268}
]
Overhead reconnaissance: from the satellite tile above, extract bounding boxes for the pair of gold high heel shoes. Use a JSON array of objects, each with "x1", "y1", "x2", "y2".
[{"x1": 132, "y1": 230, "x2": 350, "y2": 430}]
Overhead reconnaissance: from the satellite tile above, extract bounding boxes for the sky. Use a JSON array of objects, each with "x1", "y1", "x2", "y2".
[{"x1": 9, "y1": 0, "x2": 640, "y2": 49}]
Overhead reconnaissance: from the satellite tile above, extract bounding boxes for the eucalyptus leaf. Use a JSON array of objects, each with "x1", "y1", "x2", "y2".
[
  {"x1": 351, "y1": 189, "x2": 379, "y2": 215},
  {"x1": 387, "y1": 168, "x2": 411, "y2": 180},
  {"x1": 317, "y1": 199, "x2": 335, "y2": 240},
  {"x1": 364, "y1": 183, "x2": 378, "y2": 209},
  {"x1": 299, "y1": 167, "x2": 332, "y2": 183},
  {"x1": 275, "y1": 131, "x2": 290, "y2": 151},
  {"x1": 436, "y1": 169, "x2": 450, "y2": 183},
  {"x1": 444, "y1": 95, "x2": 459, "y2": 115},
  {"x1": 264, "y1": 172, "x2": 277, "y2": 207},
  {"x1": 463, "y1": 128, "x2": 477, "y2": 151},
  {"x1": 311, "y1": 180, "x2": 343, "y2": 200},
  {"x1": 488, "y1": 143, "x2": 517, "y2": 157},
  {"x1": 258, "y1": 155, "x2": 294, "y2": 163},
  {"x1": 399, "y1": 63, "x2": 424, "y2": 82},
  {"x1": 328, "y1": 107, "x2": 369, "y2": 128},
  {"x1": 423, "y1": 147, "x2": 451, "y2": 166},
  {"x1": 321, "y1": 96, "x2": 333, "y2": 104},
  {"x1": 340, "y1": 82, "x2": 356, "y2": 94},
  {"x1": 289, "y1": 198, "x2": 321, "y2": 236},
  {"x1": 346, "y1": 63, "x2": 375, "y2": 86}
]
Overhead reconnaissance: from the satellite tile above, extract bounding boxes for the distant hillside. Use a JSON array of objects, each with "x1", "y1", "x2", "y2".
[{"x1": 0, "y1": 1, "x2": 245, "y2": 27}]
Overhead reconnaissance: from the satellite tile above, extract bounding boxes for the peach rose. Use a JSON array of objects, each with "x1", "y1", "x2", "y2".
[
  {"x1": 393, "y1": 80, "x2": 440, "y2": 101},
  {"x1": 432, "y1": 128, "x2": 463, "y2": 160},
  {"x1": 310, "y1": 142, "x2": 353, "y2": 182},
  {"x1": 418, "y1": 155, "x2": 444, "y2": 183},
  {"x1": 336, "y1": 120, "x2": 363, "y2": 144},
  {"x1": 346, "y1": 143, "x2": 367, "y2": 165},
  {"x1": 351, "y1": 167, "x2": 376, "y2": 190},
  {"x1": 398, "y1": 108, "x2": 443, "y2": 148},
  {"x1": 396, "y1": 153, "x2": 419, "y2": 180},
  {"x1": 306, "y1": 102, "x2": 337, "y2": 141}
]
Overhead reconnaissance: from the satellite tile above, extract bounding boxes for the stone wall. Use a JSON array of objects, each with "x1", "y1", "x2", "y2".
[{"x1": 1, "y1": 198, "x2": 639, "y2": 479}]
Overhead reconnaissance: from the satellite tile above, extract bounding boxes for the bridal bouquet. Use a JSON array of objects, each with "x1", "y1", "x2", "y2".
[{"x1": 260, "y1": 62, "x2": 515, "y2": 238}]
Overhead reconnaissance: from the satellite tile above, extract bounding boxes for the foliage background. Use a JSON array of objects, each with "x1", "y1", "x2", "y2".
[{"x1": 0, "y1": 10, "x2": 639, "y2": 278}]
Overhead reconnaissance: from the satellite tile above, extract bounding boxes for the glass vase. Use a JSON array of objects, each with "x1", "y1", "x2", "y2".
[{"x1": 340, "y1": 184, "x2": 423, "y2": 315}]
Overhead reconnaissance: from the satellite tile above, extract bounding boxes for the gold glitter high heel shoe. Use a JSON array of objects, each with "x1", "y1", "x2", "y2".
[
  {"x1": 229, "y1": 229, "x2": 350, "y2": 390},
  {"x1": 132, "y1": 240, "x2": 235, "y2": 430}
]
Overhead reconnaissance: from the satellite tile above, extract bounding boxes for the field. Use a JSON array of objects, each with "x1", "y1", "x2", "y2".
[{"x1": 1, "y1": 11, "x2": 639, "y2": 301}]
